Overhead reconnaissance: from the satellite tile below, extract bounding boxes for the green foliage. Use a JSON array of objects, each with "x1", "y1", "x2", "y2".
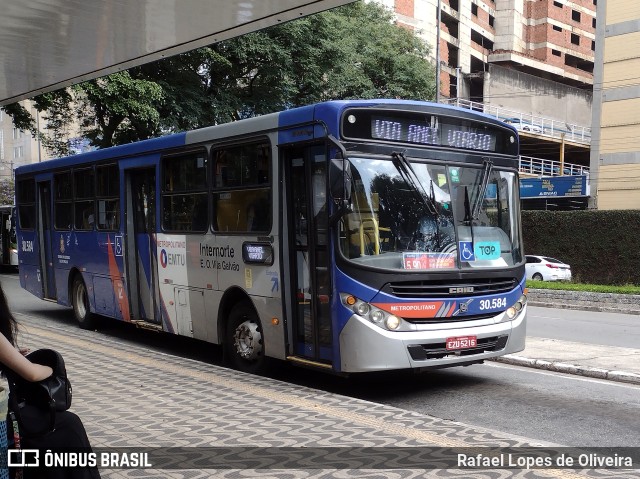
[
  {"x1": 1, "y1": 90, "x2": 74, "y2": 158},
  {"x1": 1, "y1": 103, "x2": 34, "y2": 132},
  {"x1": 522, "y1": 210, "x2": 640, "y2": 286},
  {"x1": 38, "y1": 90, "x2": 74, "y2": 157},
  {"x1": 75, "y1": 72, "x2": 164, "y2": 148},
  {"x1": 1, "y1": 1, "x2": 435, "y2": 150},
  {"x1": 0, "y1": 179, "x2": 15, "y2": 206}
]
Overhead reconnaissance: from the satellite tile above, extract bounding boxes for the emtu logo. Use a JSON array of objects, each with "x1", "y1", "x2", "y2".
[{"x1": 159, "y1": 249, "x2": 185, "y2": 268}]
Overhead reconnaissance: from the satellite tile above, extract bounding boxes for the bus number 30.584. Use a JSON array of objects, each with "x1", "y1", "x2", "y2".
[{"x1": 479, "y1": 297, "x2": 507, "y2": 310}]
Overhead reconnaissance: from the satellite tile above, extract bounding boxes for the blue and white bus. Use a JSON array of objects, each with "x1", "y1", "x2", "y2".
[{"x1": 15, "y1": 99, "x2": 527, "y2": 374}]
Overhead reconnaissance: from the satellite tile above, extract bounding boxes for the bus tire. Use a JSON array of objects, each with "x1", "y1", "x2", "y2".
[
  {"x1": 72, "y1": 276, "x2": 96, "y2": 330},
  {"x1": 225, "y1": 302, "x2": 268, "y2": 375}
]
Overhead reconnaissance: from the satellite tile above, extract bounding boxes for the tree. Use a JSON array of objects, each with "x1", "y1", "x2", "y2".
[
  {"x1": 199, "y1": 1, "x2": 435, "y2": 120},
  {"x1": 1, "y1": 90, "x2": 74, "y2": 158},
  {"x1": 75, "y1": 72, "x2": 164, "y2": 148},
  {"x1": 1, "y1": 1, "x2": 435, "y2": 149}
]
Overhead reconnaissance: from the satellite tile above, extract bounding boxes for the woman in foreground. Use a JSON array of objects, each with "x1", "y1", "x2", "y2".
[{"x1": 0, "y1": 283, "x2": 100, "y2": 479}]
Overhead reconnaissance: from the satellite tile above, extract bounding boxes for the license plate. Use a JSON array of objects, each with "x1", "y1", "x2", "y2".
[{"x1": 446, "y1": 335, "x2": 477, "y2": 351}]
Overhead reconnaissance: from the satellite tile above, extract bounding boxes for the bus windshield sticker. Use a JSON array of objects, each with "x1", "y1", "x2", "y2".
[
  {"x1": 245, "y1": 268, "x2": 253, "y2": 289},
  {"x1": 458, "y1": 241, "x2": 475, "y2": 262},
  {"x1": 403, "y1": 252, "x2": 455, "y2": 270},
  {"x1": 474, "y1": 241, "x2": 501, "y2": 260}
]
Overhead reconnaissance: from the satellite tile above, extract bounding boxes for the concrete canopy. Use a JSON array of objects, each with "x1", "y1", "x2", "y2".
[{"x1": 0, "y1": 0, "x2": 354, "y2": 106}]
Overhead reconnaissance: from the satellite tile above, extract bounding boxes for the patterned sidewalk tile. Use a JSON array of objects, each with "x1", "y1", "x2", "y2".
[{"x1": 10, "y1": 314, "x2": 636, "y2": 479}]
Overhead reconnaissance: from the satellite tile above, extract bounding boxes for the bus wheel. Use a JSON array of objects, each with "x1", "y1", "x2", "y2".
[
  {"x1": 72, "y1": 276, "x2": 96, "y2": 330},
  {"x1": 225, "y1": 302, "x2": 267, "y2": 374}
]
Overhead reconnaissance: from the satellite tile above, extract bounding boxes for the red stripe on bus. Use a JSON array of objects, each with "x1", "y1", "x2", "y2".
[{"x1": 108, "y1": 236, "x2": 130, "y2": 321}]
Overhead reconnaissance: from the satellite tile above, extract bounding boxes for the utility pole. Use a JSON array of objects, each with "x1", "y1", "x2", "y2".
[
  {"x1": 456, "y1": 67, "x2": 461, "y2": 106},
  {"x1": 36, "y1": 109, "x2": 42, "y2": 162},
  {"x1": 435, "y1": 0, "x2": 441, "y2": 103}
]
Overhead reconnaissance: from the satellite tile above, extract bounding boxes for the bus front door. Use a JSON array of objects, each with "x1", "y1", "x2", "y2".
[
  {"x1": 125, "y1": 168, "x2": 161, "y2": 324},
  {"x1": 285, "y1": 146, "x2": 332, "y2": 366},
  {"x1": 37, "y1": 181, "x2": 56, "y2": 300}
]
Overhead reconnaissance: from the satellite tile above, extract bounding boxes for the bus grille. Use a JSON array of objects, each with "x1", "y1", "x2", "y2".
[
  {"x1": 386, "y1": 278, "x2": 517, "y2": 298},
  {"x1": 407, "y1": 335, "x2": 509, "y2": 361}
]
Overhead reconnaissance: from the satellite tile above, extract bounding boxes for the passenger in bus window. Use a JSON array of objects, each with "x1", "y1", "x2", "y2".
[
  {"x1": 246, "y1": 203, "x2": 257, "y2": 231},
  {"x1": 0, "y1": 284, "x2": 101, "y2": 478},
  {"x1": 191, "y1": 197, "x2": 208, "y2": 232},
  {"x1": 246, "y1": 202, "x2": 269, "y2": 232}
]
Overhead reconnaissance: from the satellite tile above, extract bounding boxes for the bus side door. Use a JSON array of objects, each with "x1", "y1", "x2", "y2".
[
  {"x1": 37, "y1": 181, "x2": 57, "y2": 300},
  {"x1": 125, "y1": 167, "x2": 161, "y2": 324},
  {"x1": 283, "y1": 145, "x2": 332, "y2": 365}
]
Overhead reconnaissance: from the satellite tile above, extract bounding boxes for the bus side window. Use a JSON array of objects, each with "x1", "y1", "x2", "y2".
[
  {"x1": 161, "y1": 150, "x2": 208, "y2": 233},
  {"x1": 212, "y1": 141, "x2": 271, "y2": 233},
  {"x1": 96, "y1": 164, "x2": 120, "y2": 231}
]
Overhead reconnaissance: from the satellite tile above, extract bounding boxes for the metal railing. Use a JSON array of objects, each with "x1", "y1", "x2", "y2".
[
  {"x1": 446, "y1": 98, "x2": 591, "y2": 145},
  {"x1": 519, "y1": 155, "x2": 589, "y2": 177}
]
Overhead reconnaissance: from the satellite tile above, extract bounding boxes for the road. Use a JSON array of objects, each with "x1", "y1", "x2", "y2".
[
  {"x1": 527, "y1": 305, "x2": 640, "y2": 348},
  {"x1": 1, "y1": 271, "x2": 639, "y2": 448}
]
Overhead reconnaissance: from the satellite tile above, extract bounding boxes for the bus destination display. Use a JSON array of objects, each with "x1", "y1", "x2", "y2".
[
  {"x1": 371, "y1": 116, "x2": 496, "y2": 151},
  {"x1": 341, "y1": 108, "x2": 516, "y2": 154}
]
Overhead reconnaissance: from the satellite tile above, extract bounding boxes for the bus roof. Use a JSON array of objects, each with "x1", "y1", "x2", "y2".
[
  {"x1": 15, "y1": 132, "x2": 187, "y2": 176},
  {"x1": 16, "y1": 99, "x2": 516, "y2": 176}
]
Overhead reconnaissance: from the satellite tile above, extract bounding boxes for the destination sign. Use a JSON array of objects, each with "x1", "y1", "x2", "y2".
[
  {"x1": 371, "y1": 116, "x2": 496, "y2": 151},
  {"x1": 242, "y1": 242, "x2": 274, "y2": 265},
  {"x1": 341, "y1": 108, "x2": 517, "y2": 155}
]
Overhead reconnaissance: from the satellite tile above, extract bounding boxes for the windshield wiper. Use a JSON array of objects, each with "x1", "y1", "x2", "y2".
[
  {"x1": 463, "y1": 185, "x2": 476, "y2": 250},
  {"x1": 472, "y1": 157, "x2": 493, "y2": 220},
  {"x1": 463, "y1": 185, "x2": 472, "y2": 224},
  {"x1": 391, "y1": 152, "x2": 438, "y2": 217}
]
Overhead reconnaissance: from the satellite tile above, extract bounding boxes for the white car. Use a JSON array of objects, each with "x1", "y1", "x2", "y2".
[
  {"x1": 503, "y1": 118, "x2": 543, "y2": 134},
  {"x1": 525, "y1": 255, "x2": 572, "y2": 281}
]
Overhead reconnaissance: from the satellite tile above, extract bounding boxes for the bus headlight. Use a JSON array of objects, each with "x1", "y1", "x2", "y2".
[
  {"x1": 370, "y1": 310, "x2": 385, "y2": 323},
  {"x1": 340, "y1": 293, "x2": 405, "y2": 331},
  {"x1": 385, "y1": 315, "x2": 401, "y2": 330},
  {"x1": 355, "y1": 302, "x2": 370, "y2": 316},
  {"x1": 504, "y1": 294, "x2": 527, "y2": 321}
]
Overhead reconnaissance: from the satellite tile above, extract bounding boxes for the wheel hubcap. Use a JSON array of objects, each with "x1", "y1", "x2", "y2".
[{"x1": 233, "y1": 320, "x2": 262, "y2": 361}]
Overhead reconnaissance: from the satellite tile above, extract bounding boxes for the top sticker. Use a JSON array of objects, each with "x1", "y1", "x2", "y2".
[{"x1": 474, "y1": 241, "x2": 501, "y2": 260}]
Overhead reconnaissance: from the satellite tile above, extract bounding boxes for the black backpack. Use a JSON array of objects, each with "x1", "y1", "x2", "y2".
[{"x1": 6, "y1": 349, "x2": 73, "y2": 436}]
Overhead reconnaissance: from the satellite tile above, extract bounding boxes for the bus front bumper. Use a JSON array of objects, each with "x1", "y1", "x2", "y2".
[{"x1": 338, "y1": 305, "x2": 527, "y2": 373}]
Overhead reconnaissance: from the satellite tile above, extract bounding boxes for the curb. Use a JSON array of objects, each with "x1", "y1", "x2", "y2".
[
  {"x1": 492, "y1": 355, "x2": 640, "y2": 385},
  {"x1": 526, "y1": 289, "x2": 640, "y2": 316}
]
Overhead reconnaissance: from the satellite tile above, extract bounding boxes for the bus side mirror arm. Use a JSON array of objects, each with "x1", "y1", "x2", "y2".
[
  {"x1": 327, "y1": 135, "x2": 352, "y2": 228},
  {"x1": 329, "y1": 201, "x2": 348, "y2": 228}
]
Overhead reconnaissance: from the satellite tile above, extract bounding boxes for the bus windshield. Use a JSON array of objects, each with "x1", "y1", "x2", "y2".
[{"x1": 337, "y1": 155, "x2": 523, "y2": 271}]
